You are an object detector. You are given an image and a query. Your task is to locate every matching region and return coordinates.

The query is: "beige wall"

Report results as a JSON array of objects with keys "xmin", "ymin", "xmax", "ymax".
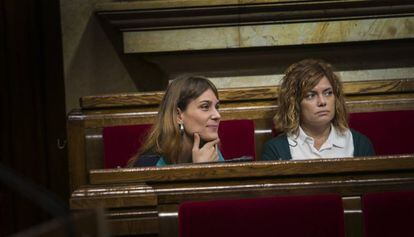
[
  {"xmin": 61, "ymin": 0, "xmax": 135, "ymax": 113},
  {"xmin": 61, "ymin": 0, "xmax": 414, "ymax": 113}
]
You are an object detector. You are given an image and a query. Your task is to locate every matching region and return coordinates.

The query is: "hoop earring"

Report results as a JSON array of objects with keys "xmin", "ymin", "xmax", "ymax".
[{"xmin": 179, "ymin": 123, "xmax": 184, "ymax": 135}]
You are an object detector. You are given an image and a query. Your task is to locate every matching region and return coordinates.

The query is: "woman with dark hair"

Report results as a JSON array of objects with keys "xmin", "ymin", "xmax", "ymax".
[
  {"xmin": 128, "ymin": 75, "xmax": 223, "ymax": 167},
  {"xmin": 262, "ymin": 59, "xmax": 374, "ymax": 160}
]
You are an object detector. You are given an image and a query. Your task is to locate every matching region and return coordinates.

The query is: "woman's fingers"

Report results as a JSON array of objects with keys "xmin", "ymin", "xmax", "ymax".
[{"xmin": 192, "ymin": 135, "xmax": 220, "ymax": 163}]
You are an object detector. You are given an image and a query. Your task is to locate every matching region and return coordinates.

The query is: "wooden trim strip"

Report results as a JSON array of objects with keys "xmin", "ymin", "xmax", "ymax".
[
  {"xmin": 96, "ymin": 1, "xmax": 414, "ymax": 31},
  {"xmin": 80, "ymin": 79, "xmax": 414, "ymax": 109},
  {"xmin": 89, "ymin": 155, "xmax": 414, "ymax": 185}
]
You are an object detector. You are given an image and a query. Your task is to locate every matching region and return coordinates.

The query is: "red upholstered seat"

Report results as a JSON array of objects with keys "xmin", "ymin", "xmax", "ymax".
[
  {"xmin": 179, "ymin": 194, "xmax": 345, "ymax": 237},
  {"xmin": 362, "ymin": 190, "xmax": 414, "ymax": 237},
  {"xmin": 349, "ymin": 110, "xmax": 414, "ymax": 155},
  {"xmin": 103, "ymin": 119, "xmax": 255, "ymax": 168}
]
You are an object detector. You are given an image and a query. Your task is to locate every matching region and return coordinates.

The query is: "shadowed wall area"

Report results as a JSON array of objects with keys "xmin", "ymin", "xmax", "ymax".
[{"xmin": 1, "ymin": 0, "xmax": 68, "ymax": 235}]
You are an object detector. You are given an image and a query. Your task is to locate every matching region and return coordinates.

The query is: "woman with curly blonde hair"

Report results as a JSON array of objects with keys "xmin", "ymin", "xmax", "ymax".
[{"xmin": 262, "ymin": 59, "xmax": 374, "ymax": 160}]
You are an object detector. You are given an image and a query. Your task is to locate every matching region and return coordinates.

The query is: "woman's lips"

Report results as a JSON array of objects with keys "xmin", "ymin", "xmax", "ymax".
[
  {"xmin": 316, "ymin": 110, "xmax": 330, "ymax": 116},
  {"xmin": 207, "ymin": 125, "xmax": 219, "ymax": 128}
]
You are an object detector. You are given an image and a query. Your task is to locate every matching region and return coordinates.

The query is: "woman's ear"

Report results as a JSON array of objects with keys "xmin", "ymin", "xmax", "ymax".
[{"xmin": 176, "ymin": 108, "xmax": 184, "ymax": 124}]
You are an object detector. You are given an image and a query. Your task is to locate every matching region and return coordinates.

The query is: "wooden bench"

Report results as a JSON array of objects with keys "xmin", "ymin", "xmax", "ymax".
[
  {"xmin": 70, "ymin": 155, "xmax": 414, "ymax": 237},
  {"xmin": 67, "ymin": 78, "xmax": 414, "ymax": 191}
]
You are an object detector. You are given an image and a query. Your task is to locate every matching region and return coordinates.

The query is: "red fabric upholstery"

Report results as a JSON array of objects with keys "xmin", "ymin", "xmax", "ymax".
[
  {"xmin": 103, "ymin": 124, "xmax": 152, "ymax": 168},
  {"xmin": 179, "ymin": 194, "xmax": 345, "ymax": 237},
  {"xmin": 103, "ymin": 119, "xmax": 255, "ymax": 168},
  {"xmin": 349, "ymin": 110, "xmax": 414, "ymax": 155},
  {"xmin": 362, "ymin": 190, "xmax": 414, "ymax": 237},
  {"xmin": 218, "ymin": 119, "xmax": 255, "ymax": 160}
]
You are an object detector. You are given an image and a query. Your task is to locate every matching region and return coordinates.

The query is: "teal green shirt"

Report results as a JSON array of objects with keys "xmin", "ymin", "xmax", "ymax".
[{"xmin": 156, "ymin": 148, "xmax": 225, "ymax": 166}]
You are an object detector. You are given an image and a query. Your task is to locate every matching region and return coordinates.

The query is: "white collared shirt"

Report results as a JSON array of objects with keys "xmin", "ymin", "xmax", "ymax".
[{"xmin": 287, "ymin": 125, "xmax": 354, "ymax": 160}]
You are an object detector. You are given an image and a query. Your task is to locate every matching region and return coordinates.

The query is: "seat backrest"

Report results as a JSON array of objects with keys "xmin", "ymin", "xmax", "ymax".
[
  {"xmin": 362, "ymin": 190, "xmax": 414, "ymax": 237},
  {"xmin": 103, "ymin": 119, "xmax": 255, "ymax": 168},
  {"xmin": 179, "ymin": 194, "xmax": 345, "ymax": 237},
  {"xmin": 103, "ymin": 124, "xmax": 152, "ymax": 168},
  {"xmin": 349, "ymin": 110, "xmax": 414, "ymax": 155},
  {"xmin": 218, "ymin": 119, "xmax": 255, "ymax": 160}
]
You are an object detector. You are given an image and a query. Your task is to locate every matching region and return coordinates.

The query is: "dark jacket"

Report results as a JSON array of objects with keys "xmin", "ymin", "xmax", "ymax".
[{"xmin": 261, "ymin": 129, "xmax": 375, "ymax": 161}]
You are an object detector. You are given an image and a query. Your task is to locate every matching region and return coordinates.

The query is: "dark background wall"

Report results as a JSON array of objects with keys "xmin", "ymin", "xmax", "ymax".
[{"xmin": 0, "ymin": 0, "xmax": 68, "ymax": 235}]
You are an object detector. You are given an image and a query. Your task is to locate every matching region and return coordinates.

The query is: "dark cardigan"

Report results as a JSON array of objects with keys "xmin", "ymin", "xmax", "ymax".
[{"xmin": 261, "ymin": 129, "xmax": 375, "ymax": 161}]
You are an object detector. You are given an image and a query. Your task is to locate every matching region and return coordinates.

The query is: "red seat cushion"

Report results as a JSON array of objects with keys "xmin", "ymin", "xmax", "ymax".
[
  {"xmin": 179, "ymin": 194, "xmax": 345, "ymax": 237},
  {"xmin": 103, "ymin": 120, "xmax": 256, "ymax": 168},
  {"xmin": 362, "ymin": 190, "xmax": 414, "ymax": 237},
  {"xmin": 349, "ymin": 110, "xmax": 414, "ymax": 155}
]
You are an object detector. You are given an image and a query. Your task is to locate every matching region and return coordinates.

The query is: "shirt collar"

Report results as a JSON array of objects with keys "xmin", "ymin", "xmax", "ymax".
[
  {"xmin": 287, "ymin": 126, "xmax": 312, "ymax": 146},
  {"xmin": 289, "ymin": 124, "xmax": 346, "ymax": 148},
  {"xmin": 327, "ymin": 125, "xmax": 347, "ymax": 148}
]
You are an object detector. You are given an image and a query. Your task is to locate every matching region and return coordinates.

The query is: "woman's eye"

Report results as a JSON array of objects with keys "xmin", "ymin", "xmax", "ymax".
[
  {"xmin": 200, "ymin": 104, "xmax": 209, "ymax": 110},
  {"xmin": 305, "ymin": 93, "xmax": 315, "ymax": 100},
  {"xmin": 324, "ymin": 90, "xmax": 333, "ymax": 96}
]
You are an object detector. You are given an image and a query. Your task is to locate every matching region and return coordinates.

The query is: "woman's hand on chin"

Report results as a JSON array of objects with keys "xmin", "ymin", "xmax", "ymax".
[{"xmin": 192, "ymin": 133, "xmax": 220, "ymax": 163}]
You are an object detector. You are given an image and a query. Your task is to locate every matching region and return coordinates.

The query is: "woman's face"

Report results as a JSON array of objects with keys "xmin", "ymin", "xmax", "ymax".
[
  {"xmin": 300, "ymin": 76, "xmax": 335, "ymax": 129},
  {"xmin": 177, "ymin": 89, "xmax": 221, "ymax": 142}
]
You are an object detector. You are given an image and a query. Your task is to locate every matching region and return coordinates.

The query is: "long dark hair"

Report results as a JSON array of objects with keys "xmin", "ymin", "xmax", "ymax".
[{"xmin": 127, "ymin": 75, "xmax": 219, "ymax": 166}]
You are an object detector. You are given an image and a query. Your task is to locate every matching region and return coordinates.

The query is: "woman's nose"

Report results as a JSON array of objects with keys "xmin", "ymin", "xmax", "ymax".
[
  {"xmin": 212, "ymin": 108, "xmax": 221, "ymax": 120},
  {"xmin": 317, "ymin": 95, "xmax": 327, "ymax": 106}
]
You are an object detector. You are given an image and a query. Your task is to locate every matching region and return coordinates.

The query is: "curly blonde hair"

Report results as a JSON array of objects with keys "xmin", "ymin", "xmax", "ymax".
[{"xmin": 274, "ymin": 59, "xmax": 348, "ymax": 136}]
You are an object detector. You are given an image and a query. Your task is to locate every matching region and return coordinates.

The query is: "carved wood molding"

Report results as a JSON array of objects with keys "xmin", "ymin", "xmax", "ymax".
[
  {"xmin": 96, "ymin": 0, "xmax": 414, "ymax": 32},
  {"xmin": 89, "ymin": 155, "xmax": 414, "ymax": 184},
  {"xmin": 79, "ymin": 78, "xmax": 414, "ymax": 109}
]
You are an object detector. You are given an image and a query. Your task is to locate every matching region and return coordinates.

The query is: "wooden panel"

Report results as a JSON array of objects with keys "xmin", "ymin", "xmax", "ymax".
[
  {"xmin": 89, "ymin": 155, "xmax": 414, "ymax": 184},
  {"xmin": 71, "ymin": 184, "xmax": 157, "ymax": 209},
  {"xmin": 77, "ymin": 93, "xmax": 414, "ymax": 128},
  {"xmin": 67, "ymin": 119, "xmax": 87, "ymax": 192},
  {"xmin": 80, "ymin": 79, "xmax": 414, "ymax": 109},
  {"xmin": 70, "ymin": 155, "xmax": 414, "ymax": 237}
]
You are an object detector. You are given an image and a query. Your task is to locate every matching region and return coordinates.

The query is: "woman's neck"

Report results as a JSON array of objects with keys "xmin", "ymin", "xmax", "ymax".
[
  {"xmin": 179, "ymin": 135, "xmax": 193, "ymax": 163},
  {"xmin": 301, "ymin": 123, "xmax": 331, "ymax": 150}
]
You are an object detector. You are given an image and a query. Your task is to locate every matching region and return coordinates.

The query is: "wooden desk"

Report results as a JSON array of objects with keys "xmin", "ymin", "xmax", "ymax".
[{"xmin": 70, "ymin": 155, "xmax": 414, "ymax": 237}]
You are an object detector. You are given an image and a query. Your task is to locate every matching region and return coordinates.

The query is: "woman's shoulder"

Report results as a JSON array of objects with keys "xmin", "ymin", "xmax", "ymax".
[
  {"xmin": 350, "ymin": 128, "xmax": 371, "ymax": 142},
  {"xmin": 265, "ymin": 133, "xmax": 288, "ymax": 147},
  {"xmin": 133, "ymin": 153, "xmax": 162, "ymax": 167},
  {"xmin": 262, "ymin": 133, "xmax": 291, "ymax": 161}
]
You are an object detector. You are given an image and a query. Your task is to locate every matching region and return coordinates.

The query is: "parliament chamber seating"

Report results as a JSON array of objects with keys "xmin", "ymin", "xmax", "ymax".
[
  {"xmin": 179, "ymin": 194, "xmax": 345, "ymax": 237},
  {"xmin": 67, "ymin": 79, "xmax": 414, "ymax": 237},
  {"xmin": 102, "ymin": 109, "xmax": 413, "ymax": 169},
  {"xmin": 362, "ymin": 190, "xmax": 414, "ymax": 237}
]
